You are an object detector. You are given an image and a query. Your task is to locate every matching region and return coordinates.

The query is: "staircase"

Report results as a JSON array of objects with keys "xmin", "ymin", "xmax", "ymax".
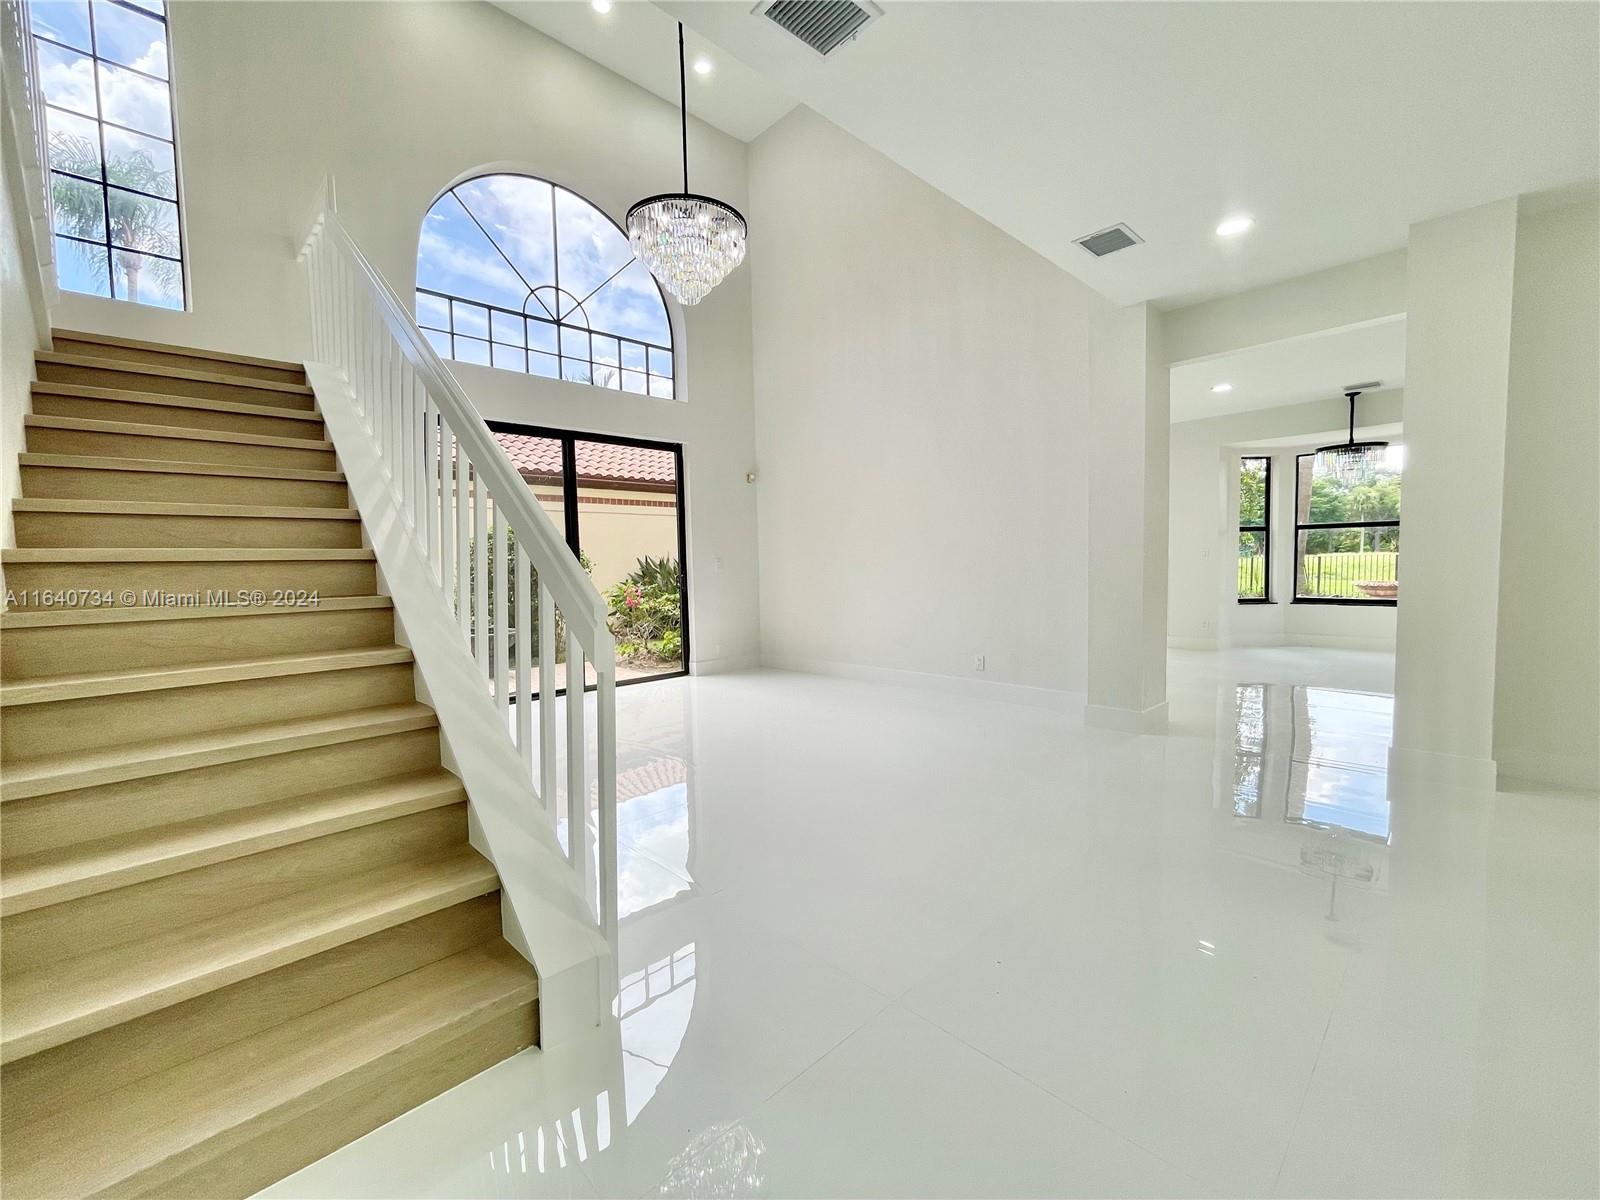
[{"xmin": 0, "ymin": 330, "xmax": 541, "ymax": 1198}]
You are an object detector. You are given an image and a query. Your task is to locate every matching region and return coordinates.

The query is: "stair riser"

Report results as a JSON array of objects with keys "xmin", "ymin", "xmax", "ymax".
[
  {"xmin": 32, "ymin": 393, "xmax": 326, "ymax": 440},
  {"xmin": 2, "ymin": 805, "xmax": 469, "ymax": 977},
  {"xmin": 2, "ymin": 608, "xmax": 395, "ymax": 679},
  {"xmin": 21, "ymin": 464, "xmax": 348, "ymax": 507},
  {"xmin": 1, "ymin": 558, "xmax": 376, "ymax": 607},
  {"xmin": 25, "ymin": 426, "xmax": 337, "ymax": 472},
  {"xmin": 2, "ymin": 663, "xmax": 416, "ymax": 761},
  {"xmin": 149, "ymin": 1003, "xmax": 537, "ymax": 1200},
  {"xmin": 35, "ymin": 362, "xmax": 315, "ymax": 410},
  {"xmin": 13, "ymin": 510, "xmax": 362, "ymax": 550},
  {"xmin": 1, "ymin": 727, "xmax": 442, "ymax": 857},
  {"xmin": 0, "ymin": 896, "xmax": 502, "ymax": 1134},
  {"xmin": 51, "ymin": 339, "xmax": 306, "ymax": 386}
]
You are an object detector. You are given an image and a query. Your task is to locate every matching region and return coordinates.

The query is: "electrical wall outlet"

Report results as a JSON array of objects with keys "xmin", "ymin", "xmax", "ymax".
[{"xmin": 974, "ymin": 654, "xmax": 986, "ymax": 672}]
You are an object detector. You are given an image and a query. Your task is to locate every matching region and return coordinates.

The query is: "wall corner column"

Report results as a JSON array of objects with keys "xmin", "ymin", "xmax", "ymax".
[
  {"xmin": 1390, "ymin": 197, "xmax": 1519, "ymax": 788},
  {"xmin": 1087, "ymin": 302, "xmax": 1170, "ymax": 733}
]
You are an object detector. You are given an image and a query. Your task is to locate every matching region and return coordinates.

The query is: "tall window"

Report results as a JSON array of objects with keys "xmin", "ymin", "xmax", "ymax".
[
  {"xmin": 1238, "ymin": 455, "xmax": 1270, "ymax": 601},
  {"xmin": 31, "ymin": 0, "xmax": 185, "ymax": 309},
  {"xmin": 416, "ymin": 175, "xmax": 674, "ymax": 398},
  {"xmin": 1294, "ymin": 447, "xmax": 1402, "ymax": 603}
]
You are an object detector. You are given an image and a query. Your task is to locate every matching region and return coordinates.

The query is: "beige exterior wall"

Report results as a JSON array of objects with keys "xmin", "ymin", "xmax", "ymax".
[{"xmin": 531, "ymin": 484, "xmax": 679, "ymax": 593}]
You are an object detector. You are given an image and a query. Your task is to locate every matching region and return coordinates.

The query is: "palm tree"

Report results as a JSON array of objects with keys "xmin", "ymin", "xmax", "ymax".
[{"xmin": 49, "ymin": 132, "xmax": 179, "ymax": 303}]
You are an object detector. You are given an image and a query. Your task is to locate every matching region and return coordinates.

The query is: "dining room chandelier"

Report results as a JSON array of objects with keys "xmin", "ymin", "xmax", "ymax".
[
  {"xmin": 626, "ymin": 22, "xmax": 748, "ymax": 306},
  {"xmin": 1316, "ymin": 386, "xmax": 1389, "ymax": 486}
]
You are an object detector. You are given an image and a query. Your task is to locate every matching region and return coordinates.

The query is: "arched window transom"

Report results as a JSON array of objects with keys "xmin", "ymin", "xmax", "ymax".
[{"xmin": 416, "ymin": 174, "xmax": 675, "ymax": 398}]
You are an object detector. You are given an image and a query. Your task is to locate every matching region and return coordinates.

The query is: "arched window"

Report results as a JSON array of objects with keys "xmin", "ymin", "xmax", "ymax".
[{"xmin": 416, "ymin": 175, "xmax": 675, "ymax": 399}]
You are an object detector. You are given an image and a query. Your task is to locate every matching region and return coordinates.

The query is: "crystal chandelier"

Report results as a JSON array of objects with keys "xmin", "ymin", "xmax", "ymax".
[
  {"xmin": 627, "ymin": 23, "xmax": 747, "ymax": 306},
  {"xmin": 1316, "ymin": 386, "xmax": 1388, "ymax": 486}
]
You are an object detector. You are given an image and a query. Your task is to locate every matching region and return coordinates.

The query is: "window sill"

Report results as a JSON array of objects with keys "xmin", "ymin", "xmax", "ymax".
[
  {"xmin": 1236, "ymin": 598, "xmax": 1276, "ymax": 605},
  {"xmin": 1291, "ymin": 598, "xmax": 1398, "ymax": 607}
]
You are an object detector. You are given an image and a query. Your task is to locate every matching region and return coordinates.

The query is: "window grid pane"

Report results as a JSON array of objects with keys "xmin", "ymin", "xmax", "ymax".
[
  {"xmin": 33, "ymin": 0, "xmax": 185, "ymax": 309},
  {"xmin": 1293, "ymin": 451, "xmax": 1402, "ymax": 603},
  {"xmin": 414, "ymin": 173, "xmax": 675, "ymax": 397},
  {"xmin": 1237, "ymin": 456, "xmax": 1270, "ymax": 601}
]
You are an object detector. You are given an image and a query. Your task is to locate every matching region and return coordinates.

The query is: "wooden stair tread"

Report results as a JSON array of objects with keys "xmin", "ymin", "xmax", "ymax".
[
  {"xmin": 0, "ymin": 645, "xmax": 411, "ymax": 707},
  {"xmin": 0, "ymin": 844, "xmax": 502, "ymax": 1064},
  {"xmin": 17, "ymin": 453, "xmax": 343, "ymax": 482},
  {"xmin": 31, "ymin": 379, "xmax": 325, "ymax": 423},
  {"xmin": 1, "ymin": 595, "xmax": 389, "ymax": 629},
  {"xmin": 50, "ymin": 328, "xmax": 306, "ymax": 374},
  {"xmin": 10, "ymin": 497, "xmax": 358, "ymax": 520},
  {"xmin": 2, "ymin": 939, "xmax": 535, "ymax": 1199},
  {"xmin": 36, "ymin": 351, "xmax": 314, "ymax": 396},
  {"xmin": 1, "ymin": 771, "xmax": 467, "ymax": 914},
  {"xmin": 24, "ymin": 413, "xmax": 335, "ymax": 452},
  {"xmin": 3, "ymin": 545, "xmax": 370, "ymax": 563},
  {"xmin": 0, "ymin": 701, "xmax": 437, "ymax": 800}
]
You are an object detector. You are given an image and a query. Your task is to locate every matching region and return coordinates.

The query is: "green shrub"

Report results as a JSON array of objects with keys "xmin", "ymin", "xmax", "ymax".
[{"xmin": 606, "ymin": 556, "xmax": 682, "ymax": 662}]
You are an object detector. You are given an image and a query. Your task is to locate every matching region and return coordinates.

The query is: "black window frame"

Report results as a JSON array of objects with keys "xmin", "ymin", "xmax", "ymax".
[
  {"xmin": 416, "ymin": 174, "xmax": 675, "ymax": 398},
  {"xmin": 1292, "ymin": 452, "xmax": 1400, "ymax": 607},
  {"xmin": 31, "ymin": 0, "xmax": 188, "ymax": 310},
  {"xmin": 1237, "ymin": 454, "xmax": 1272, "ymax": 604},
  {"xmin": 485, "ymin": 420, "xmax": 689, "ymax": 700}
]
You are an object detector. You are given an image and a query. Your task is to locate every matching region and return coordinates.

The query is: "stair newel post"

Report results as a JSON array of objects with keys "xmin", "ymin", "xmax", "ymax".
[
  {"xmin": 516, "ymin": 539, "xmax": 534, "ymax": 781},
  {"xmin": 538, "ymin": 578, "xmax": 558, "ymax": 827},
  {"xmin": 492, "ymin": 504, "xmax": 508, "ymax": 707}
]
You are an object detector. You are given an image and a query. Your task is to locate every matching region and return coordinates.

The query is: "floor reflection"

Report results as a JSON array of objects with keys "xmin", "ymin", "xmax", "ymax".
[{"xmin": 1225, "ymin": 683, "xmax": 1393, "ymax": 843}]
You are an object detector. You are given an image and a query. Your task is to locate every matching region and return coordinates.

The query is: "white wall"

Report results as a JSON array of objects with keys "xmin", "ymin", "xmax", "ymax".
[
  {"xmin": 1167, "ymin": 392, "xmax": 1404, "ymax": 651},
  {"xmin": 1494, "ymin": 197, "xmax": 1600, "ymax": 790},
  {"xmin": 746, "ymin": 107, "xmax": 1116, "ymax": 704},
  {"xmin": 47, "ymin": 0, "xmax": 760, "ymax": 671}
]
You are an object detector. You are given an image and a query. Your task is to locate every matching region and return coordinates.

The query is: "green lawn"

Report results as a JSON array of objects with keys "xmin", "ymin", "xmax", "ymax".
[{"xmin": 1238, "ymin": 552, "xmax": 1397, "ymax": 599}]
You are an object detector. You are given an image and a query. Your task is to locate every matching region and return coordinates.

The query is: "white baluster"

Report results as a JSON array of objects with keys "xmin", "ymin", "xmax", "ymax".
[
  {"xmin": 539, "ymin": 581, "xmax": 557, "ymax": 823},
  {"xmin": 493, "ymin": 504, "xmax": 508, "ymax": 707},
  {"xmin": 438, "ymin": 420, "xmax": 454, "ymax": 597},
  {"xmin": 596, "ymin": 663, "xmax": 617, "ymax": 947},
  {"xmin": 455, "ymin": 435, "xmax": 470, "ymax": 639},
  {"xmin": 567, "ymin": 640, "xmax": 590, "ymax": 903},
  {"xmin": 516, "ymin": 539, "xmax": 534, "ymax": 782},
  {"xmin": 423, "ymin": 397, "xmax": 438, "ymax": 576},
  {"xmin": 473, "ymin": 467, "xmax": 488, "ymax": 678}
]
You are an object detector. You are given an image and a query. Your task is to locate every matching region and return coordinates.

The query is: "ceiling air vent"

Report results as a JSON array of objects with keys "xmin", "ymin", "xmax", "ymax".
[
  {"xmin": 756, "ymin": 0, "xmax": 882, "ymax": 57},
  {"xmin": 1074, "ymin": 224, "xmax": 1143, "ymax": 258}
]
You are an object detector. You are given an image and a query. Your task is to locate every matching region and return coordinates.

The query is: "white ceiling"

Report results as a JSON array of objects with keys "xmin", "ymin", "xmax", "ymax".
[
  {"xmin": 490, "ymin": 1, "xmax": 796, "ymax": 143},
  {"xmin": 665, "ymin": 0, "xmax": 1599, "ymax": 307},
  {"xmin": 1169, "ymin": 317, "xmax": 1406, "ymax": 423}
]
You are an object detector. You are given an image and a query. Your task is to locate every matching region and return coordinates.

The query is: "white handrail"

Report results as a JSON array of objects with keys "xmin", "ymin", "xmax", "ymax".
[{"xmin": 298, "ymin": 178, "xmax": 618, "ymax": 948}]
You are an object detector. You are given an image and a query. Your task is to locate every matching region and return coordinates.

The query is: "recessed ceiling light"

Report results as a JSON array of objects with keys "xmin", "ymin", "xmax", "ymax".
[
  {"xmin": 591, "ymin": 0, "xmax": 612, "ymax": 12},
  {"xmin": 1211, "ymin": 382, "xmax": 1233, "ymax": 393},
  {"xmin": 1215, "ymin": 216, "xmax": 1254, "ymax": 238},
  {"xmin": 692, "ymin": 56, "xmax": 713, "ymax": 75}
]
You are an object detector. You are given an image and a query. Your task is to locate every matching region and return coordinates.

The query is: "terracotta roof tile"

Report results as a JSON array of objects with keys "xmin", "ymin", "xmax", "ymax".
[{"xmin": 493, "ymin": 432, "xmax": 675, "ymax": 486}]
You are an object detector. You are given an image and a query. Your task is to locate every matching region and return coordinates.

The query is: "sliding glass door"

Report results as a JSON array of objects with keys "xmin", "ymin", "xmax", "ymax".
[{"xmin": 489, "ymin": 422, "xmax": 687, "ymax": 694}]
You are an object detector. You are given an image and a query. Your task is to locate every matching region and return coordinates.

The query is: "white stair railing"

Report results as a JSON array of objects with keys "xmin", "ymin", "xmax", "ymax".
[
  {"xmin": 1, "ymin": 0, "xmax": 61, "ymax": 342},
  {"xmin": 298, "ymin": 179, "xmax": 617, "ymax": 949}
]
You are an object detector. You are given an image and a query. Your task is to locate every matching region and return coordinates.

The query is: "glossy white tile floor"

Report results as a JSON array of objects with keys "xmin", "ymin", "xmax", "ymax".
[{"xmin": 259, "ymin": 650, "xmax": 1599, "ymax": 1199}]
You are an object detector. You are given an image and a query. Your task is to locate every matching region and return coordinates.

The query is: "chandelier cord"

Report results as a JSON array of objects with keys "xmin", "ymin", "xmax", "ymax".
[{"xmin": 678, "ymin": 22, "xmax": 689, "ymax": 194}]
